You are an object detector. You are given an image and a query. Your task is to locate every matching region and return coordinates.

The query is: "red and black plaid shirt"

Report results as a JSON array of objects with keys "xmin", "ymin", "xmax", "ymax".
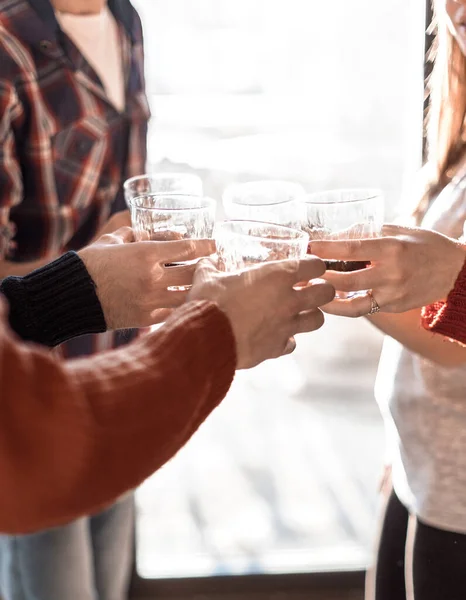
[{"xmin": 0, "ymin": 0, "xmax": 149, "ymax": 356}]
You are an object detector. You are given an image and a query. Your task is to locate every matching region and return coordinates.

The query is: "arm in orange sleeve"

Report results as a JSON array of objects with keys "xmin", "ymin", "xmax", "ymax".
[{"xmin": 0, "ymin": 298, "xmax": 236, "ymax": 534}]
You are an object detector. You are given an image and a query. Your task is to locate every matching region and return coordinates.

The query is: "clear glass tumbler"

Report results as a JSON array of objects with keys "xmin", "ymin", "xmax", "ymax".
[
  {"xmin": 130, "ymin": 194, "xmax": 216, "ymax": 297},
  {"xmin": 303, "ymin": 188, "xmax": 384, "ymax": 298},
  {"xmin": 124, "ymin": 173, "xmax": 203, "ymax": 207},
  {"xmin": 222, "ymin": 180, "xmax": 305, "ymax": 229},
  {"xmin": 214, "ymin": 220, "xmax": 309, "ymax": 272},
  {"xmin": 303, "ymin": 189, "xmax": 384, "ymax": 272},
  {"xmin": 130, "ymin": 194, "xmax": 216, "ymax": 242}
]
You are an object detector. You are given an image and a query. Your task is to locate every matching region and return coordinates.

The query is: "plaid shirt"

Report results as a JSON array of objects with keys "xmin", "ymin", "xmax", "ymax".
[{"xmin": 0, "ymin": 0, "xmax": 149, "ymax": 357}]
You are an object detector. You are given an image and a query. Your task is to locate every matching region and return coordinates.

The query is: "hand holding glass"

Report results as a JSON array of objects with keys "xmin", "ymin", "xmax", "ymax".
[
  {"xmin": 303, "ymin": 189, "xmax": 384, "ymax": 275},
  {"xmin": 130, "ymin": 194, "xmax": 216, "ymax": 293}
]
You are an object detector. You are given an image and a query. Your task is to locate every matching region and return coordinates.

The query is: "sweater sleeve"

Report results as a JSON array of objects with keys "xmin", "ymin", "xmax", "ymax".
[
  {"xmin": 0, "ymin": 297, "xmax": 236, "ymax": 533},
  {"xmin": 0, "ymin": 252, "xmax": 107, "ymax": 346},
  {"xmin": 421, "ymin": 258, "xmax": 466, "ymax": 345}
]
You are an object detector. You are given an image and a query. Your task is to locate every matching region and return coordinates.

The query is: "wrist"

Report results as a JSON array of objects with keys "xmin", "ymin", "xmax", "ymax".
[
  {"xmin": 1, "ymin": 252, "xmax": 107, "ymax": 345},
  {"xmin": 190, "ymin": 287, "xmax": 242, "ymax": 367}
]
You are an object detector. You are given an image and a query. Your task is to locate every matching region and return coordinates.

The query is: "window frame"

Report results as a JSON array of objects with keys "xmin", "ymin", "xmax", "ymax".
[
  {"xmin": 130, "ymin": 570, "xmax": 365, "ymax": 599},
  {"xmin": 129, "ymin": 2, "xmax": 433, "ymax": 597}
]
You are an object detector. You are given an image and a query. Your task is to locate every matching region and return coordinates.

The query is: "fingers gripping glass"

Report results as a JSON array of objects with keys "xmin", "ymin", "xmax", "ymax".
[
  {"xmin": 130, "ymin": 194, "xmax": 216, "ymax": 290},
  {"xmin": 303, "ymin": 189, "xmax": 384, "ymax": 297}
]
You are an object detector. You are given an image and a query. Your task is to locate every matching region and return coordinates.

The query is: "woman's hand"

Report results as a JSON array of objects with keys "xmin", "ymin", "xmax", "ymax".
[{"xmin": 310, "ymin": 224, "xmax": 466, "ymax": 317}]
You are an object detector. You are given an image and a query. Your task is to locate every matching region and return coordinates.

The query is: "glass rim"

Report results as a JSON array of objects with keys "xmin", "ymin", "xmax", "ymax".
[
  {"xmin": 123, "ymin": 172, "xmax": 202, "ymax": 191},
  {"xmin": 304, "ymin": 188, "xmax": 383, "ymax": 206},
  {"xmin": 223, "ymin": 180, "xmax": 306, "ymax": 208},
  {"xmin": 214, "ymin": 219, "xmax": 309, "ymax": 242},
  {"xmin": 129, "ymin": 194, "xmax": 215, "ymax": 212}
]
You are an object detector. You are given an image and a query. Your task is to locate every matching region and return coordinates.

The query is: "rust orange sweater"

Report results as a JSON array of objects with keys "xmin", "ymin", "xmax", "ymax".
[{"xmin": 0, "ymin": 298, "xmax": 236, "ymax": 534}]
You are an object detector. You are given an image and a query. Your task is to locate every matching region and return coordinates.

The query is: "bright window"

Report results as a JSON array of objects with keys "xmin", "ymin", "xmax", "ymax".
[{"xmin": 131, "ymin": 0, "xmax": 425, "ymax": 580}]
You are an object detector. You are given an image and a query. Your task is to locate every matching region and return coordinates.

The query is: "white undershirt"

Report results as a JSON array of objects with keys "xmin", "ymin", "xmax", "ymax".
[
  {"xmin": 375, "ymin": 171, "xmax": 466, "ymax": 534},
  {"xmin": 56, "ymin": 6, "xmax": 125, "ymax": 112}
]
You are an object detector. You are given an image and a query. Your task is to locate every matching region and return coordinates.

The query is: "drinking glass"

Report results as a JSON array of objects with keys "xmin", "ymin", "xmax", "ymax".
[
  {"xmin": 303, "ymin": 188, "xmax": 384, "ymax": 267},
  {"xmin": 222, "ymin": 180, "xmax": 305, "ymax": 229},
  {"xmin": 130, "ymin": 194, "xmax": 216, "ymax": 300},
  {"xmin": 124, "ymin": 173, "xmax": 203, "ymax": 207},
  {"xmin": 130, "ymin": 194, "xmax": 216, "ymax": 242},
  {"xmin": 214, "ymin": 220, "xmax": 309, "ymax": 272},
  {"xmin": 303, "ymin": 188, "xmax": 384, "ymax": 297}
]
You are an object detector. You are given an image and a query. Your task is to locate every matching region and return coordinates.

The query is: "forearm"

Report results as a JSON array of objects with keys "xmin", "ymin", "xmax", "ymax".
[
  {"xmin": 0, "ymin": 252, "xmax": 106, "ymax": 346},
  {"xmin": 368, "ymin": 309, "xmax": 466, "ymax": 367},
  {"xmin": 0, "ymin": 299, "xmax": 236, "ymax": 533}
]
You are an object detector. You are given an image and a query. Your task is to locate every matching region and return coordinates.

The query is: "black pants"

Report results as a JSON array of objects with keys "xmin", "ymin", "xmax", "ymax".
[{"xmin": 374, "ymin": 490, "xmax": 466, "ymax": 600}]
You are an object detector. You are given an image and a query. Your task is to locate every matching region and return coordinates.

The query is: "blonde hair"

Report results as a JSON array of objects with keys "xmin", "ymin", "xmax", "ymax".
[{"xmin": 418, "ymin": 0, "xmax": 466, "ymax": 221}]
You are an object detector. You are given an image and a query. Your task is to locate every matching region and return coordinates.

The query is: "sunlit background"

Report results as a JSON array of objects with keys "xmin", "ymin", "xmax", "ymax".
[{"xmin": 131, "ymin": 0, "xmax": 425, "ymax": 580}]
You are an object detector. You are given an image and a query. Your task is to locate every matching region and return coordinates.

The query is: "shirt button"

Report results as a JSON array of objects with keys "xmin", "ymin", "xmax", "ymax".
[{"xmin": 39, "ymin": 40, "xmax": 53, "ymax": 51}]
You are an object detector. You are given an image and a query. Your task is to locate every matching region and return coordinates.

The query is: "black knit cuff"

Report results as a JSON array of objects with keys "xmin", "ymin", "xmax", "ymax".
[{"xmin": 0, "ymin": 252, "xmax": 107, "ymax": 347}]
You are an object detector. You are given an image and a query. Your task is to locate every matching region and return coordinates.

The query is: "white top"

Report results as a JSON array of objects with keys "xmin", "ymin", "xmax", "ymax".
[
  {"xmin": 376, "ymin": 165, "xmax": 466, "ymax": 533},
  {"xmin": 56, "ymin": 6, "xmax": 125, "ymax": 112}
]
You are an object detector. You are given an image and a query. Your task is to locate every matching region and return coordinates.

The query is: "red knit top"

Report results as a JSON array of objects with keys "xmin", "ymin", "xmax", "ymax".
[{"xmin": 422, "ymin": 259, "xmax": 466, "ymax": 345}]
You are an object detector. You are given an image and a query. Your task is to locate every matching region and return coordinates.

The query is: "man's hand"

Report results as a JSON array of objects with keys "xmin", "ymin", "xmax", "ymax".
[
  {"xmin": 188, "ymin": 257, "xmax": 335, "ymax": 369},
  {"xmin": 310, "ymin": 224, "xmax": 466, "ymax": 317},
  {"xmin": 79, "ymin": 227, "xmax": 215, "ymax": 329}
]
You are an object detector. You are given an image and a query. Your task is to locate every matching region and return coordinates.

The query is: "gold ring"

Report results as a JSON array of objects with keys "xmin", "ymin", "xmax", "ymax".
[{"xmin": 367, "ymin": 290, "xmax": 381, "ymax": 315}]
